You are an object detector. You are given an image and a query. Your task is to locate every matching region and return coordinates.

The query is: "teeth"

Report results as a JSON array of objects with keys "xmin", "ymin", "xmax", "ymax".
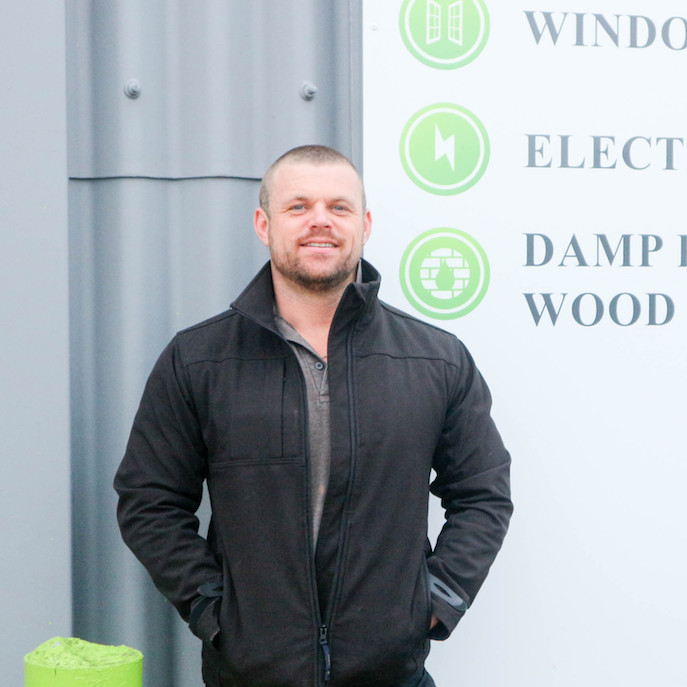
[{"xmin": 305, "ymin": 242, "xmax": 335, "ymax": 247}]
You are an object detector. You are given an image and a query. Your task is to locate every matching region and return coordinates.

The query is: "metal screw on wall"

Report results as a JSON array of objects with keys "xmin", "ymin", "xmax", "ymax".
[
  {"xmin": 299, "ymin": 81, "xmax": 318, "ymax": 101},
  {"xmin": 124, "ymin": 79, "xmax": 142, "ymax": 99}
]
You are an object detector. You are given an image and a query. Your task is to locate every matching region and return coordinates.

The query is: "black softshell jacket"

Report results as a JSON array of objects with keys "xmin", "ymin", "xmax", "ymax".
[{"xmin": 114, "ymin": 261, "xmax": 513, "ymax": 687}]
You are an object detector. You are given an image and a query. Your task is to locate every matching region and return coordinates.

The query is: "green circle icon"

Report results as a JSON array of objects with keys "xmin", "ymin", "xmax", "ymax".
[
  {"xmin": 400, "ymin": 228, "xmax": 490, "ymax": 319},
  {"xmin": 400, "ymin": 0, "xmax": 490, "ymax": 69},
  {"xmin": 400, "ymin": 103, "xmax": 490, "ymax": 195}
]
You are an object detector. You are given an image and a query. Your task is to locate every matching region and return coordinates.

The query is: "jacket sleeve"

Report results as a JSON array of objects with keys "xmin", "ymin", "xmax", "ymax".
[
  {"xmin": 427, "ymin": 339, "xmax": 513, "ymax": 640},
  {"xmin": 113, "ymin": 337, "xmax": 223, "ymax": 642}
]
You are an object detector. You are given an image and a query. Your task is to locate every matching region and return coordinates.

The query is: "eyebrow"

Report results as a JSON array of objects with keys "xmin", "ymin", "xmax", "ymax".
[{"xmin": 283, "ymin": 194, "xmax": 357, "ymax": 206}]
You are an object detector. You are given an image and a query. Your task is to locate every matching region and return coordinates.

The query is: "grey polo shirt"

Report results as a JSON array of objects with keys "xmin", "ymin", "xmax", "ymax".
[{"xmin": 275, "ymin": 314, "xmax": 330, "ymax": 546}]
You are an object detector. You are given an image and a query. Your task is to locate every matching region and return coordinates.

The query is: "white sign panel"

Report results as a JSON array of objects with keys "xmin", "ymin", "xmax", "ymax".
[{"xmin": 363, "ymin": 1, "xmax": 687, "ymax": 685}]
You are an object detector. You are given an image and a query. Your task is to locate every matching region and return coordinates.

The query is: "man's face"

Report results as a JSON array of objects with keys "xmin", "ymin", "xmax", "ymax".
[{"xmin": 254, "ymin": 161, "xmax": 372, "ymax": 293}]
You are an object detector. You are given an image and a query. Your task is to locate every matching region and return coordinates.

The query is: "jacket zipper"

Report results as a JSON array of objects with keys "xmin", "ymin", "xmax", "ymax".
[
  {"xmin": 292, "ymin": 351, "xmax": 330, "ymax": 685},
  {"xmin": 256, "ymin": 326, "xmax": 327, "ymax": 686},
  {"xmin": 317, "ymin": 326, "xmax": 361, "ymax": 683},
  {"xmin": 319, "ymin": 625, "xmax": 332, "ymax": 681}
]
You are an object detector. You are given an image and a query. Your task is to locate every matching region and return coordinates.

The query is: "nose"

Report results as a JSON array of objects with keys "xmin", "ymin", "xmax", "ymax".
[{"xmin": 310, "ymin": 201, "xmax": 332, "ymax": 228}]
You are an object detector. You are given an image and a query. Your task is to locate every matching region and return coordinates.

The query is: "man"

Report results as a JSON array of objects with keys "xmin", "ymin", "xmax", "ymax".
[{"xmin": 114, "ymin": 145, "xmax": 512, "ymax": 687}]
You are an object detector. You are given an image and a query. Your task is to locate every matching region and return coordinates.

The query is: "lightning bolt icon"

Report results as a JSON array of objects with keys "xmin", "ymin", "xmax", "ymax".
[{"xmin": 434, "ymin": 124, "xmax": 456, "ymax": 171}]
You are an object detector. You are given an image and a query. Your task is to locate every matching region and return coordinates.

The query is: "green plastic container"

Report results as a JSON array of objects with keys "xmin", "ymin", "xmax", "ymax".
[{"xmin": 25, "ymin": 637, "xmax": 143, "ymax": 687}]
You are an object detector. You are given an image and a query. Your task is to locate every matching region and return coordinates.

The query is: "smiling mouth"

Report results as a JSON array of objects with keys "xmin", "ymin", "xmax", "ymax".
[{"xmin": 303, "ymin": 242, "xmax": 337, "ymax": 248}]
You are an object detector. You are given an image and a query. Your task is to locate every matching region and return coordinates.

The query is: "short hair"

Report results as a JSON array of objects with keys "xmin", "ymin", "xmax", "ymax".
[{"xmin": 259, "ymin": 144, "xmax": 366, "ymax": 214}]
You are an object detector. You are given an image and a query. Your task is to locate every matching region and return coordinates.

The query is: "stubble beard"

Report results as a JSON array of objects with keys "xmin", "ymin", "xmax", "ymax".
[{"xmin": 271, "ymin": 254, "xmax": 357, "ymax": 293}]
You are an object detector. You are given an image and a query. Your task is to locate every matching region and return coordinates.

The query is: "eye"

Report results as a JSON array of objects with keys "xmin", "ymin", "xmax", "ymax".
[{"xmin": 290, "ymin": 204, "xmax": 306, "ymax": 212}]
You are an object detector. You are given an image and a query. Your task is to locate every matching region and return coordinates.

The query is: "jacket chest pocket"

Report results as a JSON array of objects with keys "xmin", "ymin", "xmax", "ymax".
[{"xmin": 204, "ymin": 358, "xmax": 288, "ymax": 462}]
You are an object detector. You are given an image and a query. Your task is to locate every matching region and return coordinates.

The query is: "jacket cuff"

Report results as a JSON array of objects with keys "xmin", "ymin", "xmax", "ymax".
[
  {"xmin": 188, "ymin": 576, "xmax": 223, "ymax": 643},
  {"xmin": 189, "ymin": 597, "xmax": 221, "ymax": 643},
  {"xmin": 427, "ymin": 573, "xmax": 468, "ymax": 641}
]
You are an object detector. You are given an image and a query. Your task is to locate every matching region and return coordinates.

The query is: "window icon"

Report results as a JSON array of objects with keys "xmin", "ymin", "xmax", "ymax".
[
  {"xmin": 427, "ymin": 1, "xmax": 441, "ymax": 44},
  {"xmin": 426, "ymin": 0, "xmax": 464, "ymax": 47},
  {"xmin": 448, "ymin": 2, "xmax": 464, "ymax": 46},
  {"xmin": 400, "ymin": 0, "xmax": 489, "ymax": 69}
]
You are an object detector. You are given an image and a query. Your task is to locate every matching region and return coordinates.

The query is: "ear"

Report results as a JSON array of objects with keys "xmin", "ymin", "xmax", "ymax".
[
  {"xmin": 362, "ymin": 209, "xmax": 372, "ymax": 246},
  {"xmin": 254, "ymin": 207, "xmax": 270, "ymax": 247}
]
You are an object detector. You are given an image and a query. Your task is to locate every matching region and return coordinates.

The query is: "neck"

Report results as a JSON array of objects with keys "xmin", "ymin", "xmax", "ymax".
[{"xmin": 271, "ymin": 268, "xmax": 352, "ymax": 358}]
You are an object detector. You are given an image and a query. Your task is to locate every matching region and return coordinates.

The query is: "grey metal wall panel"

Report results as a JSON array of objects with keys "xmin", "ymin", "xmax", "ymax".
[
  {"xmin": 0, "ymin": 3, "xmax": 72, "ymax": 684},
  {"xmin": 68, "ymin": 0, "xmax": 362, "ymax": 180}
]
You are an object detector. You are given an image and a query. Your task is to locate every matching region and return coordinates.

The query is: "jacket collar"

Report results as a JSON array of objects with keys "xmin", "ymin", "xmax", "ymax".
[{"xmin": 230, "ymin": 260, "xmax": 381, "ymax": 335}]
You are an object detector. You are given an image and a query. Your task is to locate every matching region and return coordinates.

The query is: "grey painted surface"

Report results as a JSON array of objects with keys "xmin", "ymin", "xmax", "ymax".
[
  {"xmin": 66, "ymin": 2, "xmax": 362, "ymax": 685},
  {"xmin": 69, "ymin": 178, "xmax": 266, "ymax": 684},
  {"xmin": 0, "ymin": 3, "xmax": 72, "ymax": 685},
  {"xmin": 68, "ymin": 0, "xmax": 362, "ymax": 179}
]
